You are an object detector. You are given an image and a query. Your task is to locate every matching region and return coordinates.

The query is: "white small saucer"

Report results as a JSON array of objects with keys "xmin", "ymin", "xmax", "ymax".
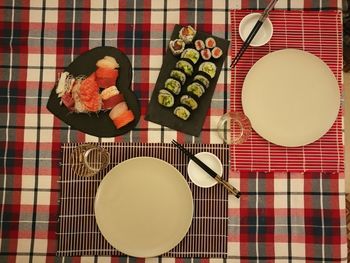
[
  {"xmin": 187, "ymin": 152, "xmax": 223, "ymax": 188},
  {"xmin": 239, "ymin": 13, "xmax": 273, "ymax": 47}
]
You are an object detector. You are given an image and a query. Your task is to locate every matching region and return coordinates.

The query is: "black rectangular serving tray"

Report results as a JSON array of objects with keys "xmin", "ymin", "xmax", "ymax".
[{"xmin": 145, "ymin": 24, "xmax": 230, "ymax": 137}]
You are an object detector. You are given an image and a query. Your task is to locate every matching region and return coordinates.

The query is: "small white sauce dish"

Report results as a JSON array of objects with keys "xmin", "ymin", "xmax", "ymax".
[
  {"xmin": 187, "ymin": 152, "xmax": 223, "ymax": 188},
  {"xmin": 239, "ymin": 13, "xmax": 273, "ymax": 47}
]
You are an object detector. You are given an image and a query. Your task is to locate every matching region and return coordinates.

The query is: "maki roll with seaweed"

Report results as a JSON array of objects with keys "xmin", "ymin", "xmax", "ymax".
[
  {"xmin": 187, "ymin": 82, "xmax": 205, "ymax": 98},
  {"xmin": 170, "ymin": 69, "xmax": 186, "ymax": 85},
  {"xmin": 169, "ymin": 39, "xmax": 185, "ymax": 56},
  {"xmin": 195, "ymin": 39, "xmax": 205, "ymax": 51},
  {"xmin": 158, "ymin": 89, "xmax": 174, "ymax": 107},
  {"xmin": 199, "ymin": 62, "xmax": 216, "ymax": 78},
  {"xmin": 164, "ymin": 78, "xmax": 181, "ymax": 95},
  {"xmin": 212, "ymin": 47, "xmax": 223, "ymax": 59},
  {"xmin": 176, "ymin": 59, "xmax": 194, "ymax": 76},
  {"xmin": 194, "ymin": 73, "xmax": 210, "ymax": 89},
  {"xmin": 205, "ymin": 37, "xmax": 216, "ymax": 48},
  {"xmin": 174, "ymin": 106, "xmax": 191, "ymax": 120},
  {"xmin": 180, "ymin": 95, "xmax": 198, "ymax": 110},
  {"xmin": 179, "ymin": 25, "xmax": 196, "ymax": 44},
  {"xmin": 181, "ymin": 48, "xmax": 200, "ymax": 64},
  {"xmin": 200, "ymin": 48, "xmax": 211, "ymax": 60}
]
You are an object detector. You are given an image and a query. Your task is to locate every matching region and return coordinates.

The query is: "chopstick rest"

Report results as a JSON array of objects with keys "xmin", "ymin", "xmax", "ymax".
[{"xmin": 171, "ymin": 140, "xmax": 241, "ymax": 198}]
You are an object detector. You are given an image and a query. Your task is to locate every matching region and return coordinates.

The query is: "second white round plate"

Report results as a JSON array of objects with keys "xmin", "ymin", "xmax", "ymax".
[{"xmin": 242, "ymin": 49, "xmax": 340, "ymax": 147}]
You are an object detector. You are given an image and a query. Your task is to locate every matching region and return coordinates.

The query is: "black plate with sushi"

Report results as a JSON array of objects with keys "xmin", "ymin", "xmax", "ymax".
[
  {"xmin": 145, "ymin": 25, "xmax": 230, "ymax": 136},
  {"xmin": 47, "ymin": 46, "xmax": 140, "ymax": 137}
]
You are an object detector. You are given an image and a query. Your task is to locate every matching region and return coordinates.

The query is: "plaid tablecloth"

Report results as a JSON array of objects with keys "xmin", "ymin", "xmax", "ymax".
[{"xmin": 0, "ymin": 1, "xmax": 346, "ymax": 262}]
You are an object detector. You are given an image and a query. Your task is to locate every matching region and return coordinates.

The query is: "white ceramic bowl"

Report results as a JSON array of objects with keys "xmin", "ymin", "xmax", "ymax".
[
  {"xmin": 187, "ymin": 152, "xmax": 223, "ymax": 188},
  {"xmin": 239, "ymin": 13, "xmax": 273, "ymax": 47}
]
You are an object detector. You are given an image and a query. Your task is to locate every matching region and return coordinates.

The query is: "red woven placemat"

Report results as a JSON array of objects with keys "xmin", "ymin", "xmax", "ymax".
[{"xmin": 230, "ymin": 10, "xmax": 343, "ymax": 172}]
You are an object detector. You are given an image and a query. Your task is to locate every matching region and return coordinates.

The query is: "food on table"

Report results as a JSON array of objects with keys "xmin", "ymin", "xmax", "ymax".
[
  {"xmin": 194, "ymin": 39, "xmax": 205, "ymax": 51},
  {"xmin": 165, "ymin": 78, "xmax": 181, "ymax": 95},
  {"xmin": 179, "ymin": 25, "xmax": 196, "ymax": 44},
  {"xmin": 205, "ymin": 37, "xmax": 216, "ymax": 48},
  {"xmin": 181, "ymin": 48, "xmax": 200, "ymax": 64},
  {"xmin": 101, "ymin": 86, "xmax": 125, "ymax": 109},
  {"xmin": 109, "ymin": 101, "xmax": 128, "ymax": 120},
  {"xmin": 180, "ymin": 95, "xmax": 198, "ymax": 110},
  {"xmin": 78, "ymin": 73, "xmax": 102, "ymax": 112},
  {"xmin": 193, "ymin": 74, "xmax": 210, "ymax": 89},
  {"xmin": 176, "ymin": 60, "xmax": 193, "ymax": 76},
  {"xmin": 56, "ymin": 55, "xmax": 135, "ymax": 130},
  {"xmin": 187, "ymin": 82, "xmax": 205, "ymax": 98},
  {"xmin": 200, "ymin": 48, "xmax": 211, "ymax": 60},
  {"xmin": 158, "ymin": 89, "xmax": 175, "ymax": 107},
  {"xmin": 95, "ymin": 67, "xmax": 119, "ymax": 89},
  {"xmin": 211, "ymin": 47, "xmax": 223, "ymax": 59},
  {"xmin": 111, "ymin": 109, "xmax": 135, "ymax": 129},
  {"xmin": 169, "ymin": 39, "xmax": 185, "ymax": 55},
  {"xmin": 96, "ymin": 56, "xmax": 119, "ymax": 69},
  {"xmin": 170, "ymin": 69, "xmax": 186, "ymax": 85},
  {"xmin": 109, "ymin": 101, "xmax": 135, "ymax": 129},
  {"xmin": 199, "ymin": 61, "xmax": 216, "ymax": 78},
  {"xmin": 174, "ymin": 106, "xmax": 191, "ymax": 120},
  {"xmin": 61, "ymin": 92, "xmax": 75, "ymax": 110}
]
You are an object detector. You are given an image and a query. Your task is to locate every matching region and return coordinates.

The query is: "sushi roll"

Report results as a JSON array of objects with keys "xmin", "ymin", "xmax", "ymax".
[
  {"xmin": 187, "ymin": 82, "xmax": 205, "ymax": 98},
  {"xmin": 194, "ymin": 74, "xmax": 210, "ymax": 89},
  {"xmin": 194, "ymin": 39, "xmax": 205, "ymax": 51},
  {"xmin": 179, "ymin": 25, "xmax": 196, "ymax": 44},
  {"xmin": 169, "ymin": 38, "xmax": 185, "ymax": 56},
  {"xmin": 170, "ymin": 69, "xmax": 186, "ymax": 85},
  {"xmin": 158, "ymin": 89, "xmax": 174, "ymax": 108},
  {"xmin": 175, "ymin": 59, "xmax": 194, "ymax": 76},
  {"xmin": 174, "ymin": 106, "xmax": 191, "ymax": 120},
  {"xmin": 200, "ymin": 48, "xmax": 211, "ymax": 60},
  {"xmin": 211, "ymin": 47, "xmax": 223, "ymax": 59},
  {"xmin": 205, "ymin": 37, "xmax": 216, "ymax": 48},
  {"xmin": 181, "ymin": 48, "xmax": 200, "ymax": 64},
  {"xmin": 180, "ymin": 95, "xmax": 198, "ymax": 110},
  {"xmin": 199, "ymin": 61, "xmax": 216, "ymax": 78},
  {"xmin": 164, "ymin": 78, "xmax": 181, "ymax": 95}
]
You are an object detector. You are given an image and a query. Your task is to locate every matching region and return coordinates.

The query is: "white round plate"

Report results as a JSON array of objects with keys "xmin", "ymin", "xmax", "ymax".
[
  {"xmin": 187, "ymin": 152, "xmax": 223, "ymax": 188},
  {"xmin": 242, "ymin": 49, "xmax": 340, "ymax": 147},
  {"xmin": 239, "ymin": 13, "xmax": 273, "ymax": 46},
  {"xmin": 94, "ymin": 157, "xmax": 193, "ymax": 258}
]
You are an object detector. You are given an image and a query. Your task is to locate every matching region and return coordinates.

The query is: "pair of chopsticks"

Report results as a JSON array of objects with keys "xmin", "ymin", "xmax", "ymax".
[
  {"xmin": 171, "ymin": 140, "xmax": 241, "ymax": 198},
  {"xmin": 230, "ymin": 0, "xmax": 278, "ymax": 68}
]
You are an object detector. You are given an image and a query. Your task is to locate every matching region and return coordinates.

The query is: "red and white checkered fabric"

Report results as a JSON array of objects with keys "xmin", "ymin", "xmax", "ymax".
[{"xmin": 0, "ymin": 1, "xmax": 346, "ymax": 263}]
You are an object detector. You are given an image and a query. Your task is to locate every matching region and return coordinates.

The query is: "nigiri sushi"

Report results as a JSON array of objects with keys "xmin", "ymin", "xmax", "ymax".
[
  {"xmin": 95, "ymin": 67, "xmax": 118, "ymax": 88},
  {"xmin": 111, "ymin": 109, "xmax": 135, "ymax": 129}
]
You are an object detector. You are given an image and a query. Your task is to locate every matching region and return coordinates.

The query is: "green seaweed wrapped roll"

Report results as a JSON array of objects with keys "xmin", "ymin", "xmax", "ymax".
[
  {"xmin": 176, "ymin": 60, "xmax": 194, "ymax": 76},
  {"xmin": 180, "ymin": 95, "xmax": 198, "ymax": 110},
  {"xmin": 170, "ymin": 69, "xmax": 186, "ymax": 85},
  {"xmin": 194, "ymin": 74, "xmax": 210, "ymax": 89},
  {"xmin": 164, "ymin": 78, "xmax": 181, "ymax": 95},
  {"xmin": 174, "ymin": 106, "xmax": 191, "ymax": 120},
  {"xmin": 181, "ymin": 48, "xmax": 200, "ymax": 64},
  {"xmin": 158, "ymin": 89, "xmax": 174, "ymax": 107},
  {"xmin": 198, "ymin": 62, "xmax": 216, "ymax": 78},
  {"xmin": 187, "ymin": 82, "xmax": 205, "ymax": 98}
]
